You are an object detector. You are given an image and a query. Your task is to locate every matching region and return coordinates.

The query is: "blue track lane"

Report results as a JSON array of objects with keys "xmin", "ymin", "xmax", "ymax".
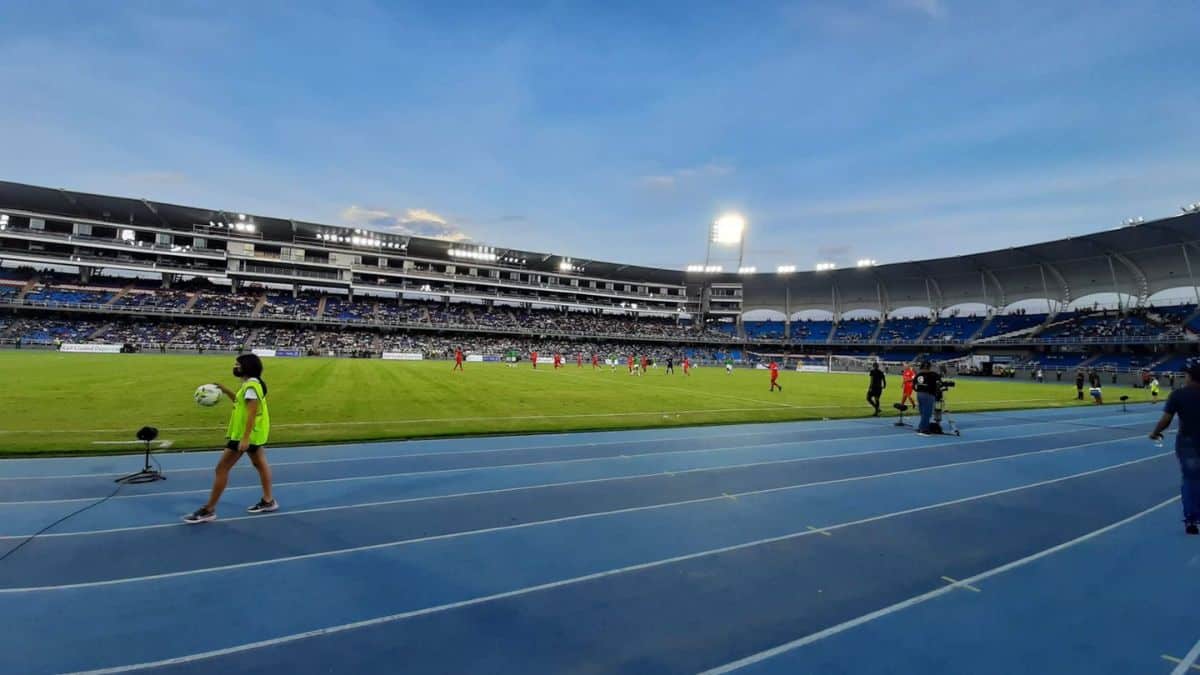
[
  {"xmin": 733, "ymin": 505, "xmax": 1200, "ymax": 675},
  {"xmin": 0, "ymin": 423, "xmax": 1154, "ymax": 583},
  {"xmin": 127, "ymin": 454, "xmax": 1177, "ymax": 674},
  {"xmin": 0, "ymin": 404, "xmax": 1186, "ymax": 675}
]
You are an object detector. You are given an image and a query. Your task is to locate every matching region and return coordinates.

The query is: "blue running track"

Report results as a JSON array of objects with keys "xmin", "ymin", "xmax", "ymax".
[{"xmin": 0, "ymin": 404, "xmax": 1197, "ymax": 674}]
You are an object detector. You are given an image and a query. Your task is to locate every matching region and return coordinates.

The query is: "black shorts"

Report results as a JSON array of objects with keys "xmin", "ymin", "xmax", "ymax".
[
  {"xmin": 226, "ymin": 440, "xmax": 263, "ymax": 454},
  {"xmin": 867, "ymin": 388, "xmax": 882, "ymax": 397}
]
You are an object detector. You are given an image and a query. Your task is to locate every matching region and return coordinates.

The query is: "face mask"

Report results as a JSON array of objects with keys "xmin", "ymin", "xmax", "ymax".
[{"xmin": 233, "ymin": 366, "xmax": 243, "ymax": 378}]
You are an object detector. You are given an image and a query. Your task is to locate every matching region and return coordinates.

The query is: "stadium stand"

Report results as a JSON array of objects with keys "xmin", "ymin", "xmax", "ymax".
[
  {"xmin": 832, "ymin": 318, "xmax": 879, "ymax": 343},
  {"xmin": 977, "ymin": 312, "xmax": 1047, "ymax": 339},
  {"xmin": 877, "ymin": 318, "xmax": 930, "ymax": 343},
  {"xmin": 926, "ymin": 315, "xmax": 985, "ymax": 343},
  {"xmin": 743, "ymin": 321, "xmax": 785, "ymax": 340},
  {"xmin": 4, "ymin": 180, "xmax": 1200, "ymax": 375},
  {"xmin": 789, "ymin": 320, "xmax": 834, "ymax": 342}
]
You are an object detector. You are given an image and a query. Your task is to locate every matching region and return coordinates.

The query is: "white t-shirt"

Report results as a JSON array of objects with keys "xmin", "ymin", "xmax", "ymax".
[{"xmin": 242, "ymin": 379, "xmax": 260, "ymax": 400}]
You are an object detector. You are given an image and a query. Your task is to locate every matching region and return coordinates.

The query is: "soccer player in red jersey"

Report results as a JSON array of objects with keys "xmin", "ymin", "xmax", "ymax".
[
  {"xmin": 682, "ymin": 356, "xmax": 691, "ymax": 376},
  {"xmin": 554, "ymin": 353, "xmax": 562, "ymax": 369},
  {"xmin": 641, "ymin": 355, "xmax": 649, "ymax": 373},
  {"xmin": 592, "ymin": 353, "xmax": 599, "ymax": 369},
  {"xmin": 769, "ymin": 360, "xmax": 782, "ymax": 392},
  {"xmin": 453, "ymin": 347, "xmax": 464, "ymax": 372},
  {"xmin": 901, "ymin": 364, "xmax": 916, "ymax": 408},
  {"xmin": 628, "ymin": 355, "xmax": 635, "ymax": 374},
  {"xmin": 577, "ymin": 353, "xmax": 583, "ymax": 368},
  {"xmin": 531, "ymin": 350, "xmax": 538, "ymax": 369}
]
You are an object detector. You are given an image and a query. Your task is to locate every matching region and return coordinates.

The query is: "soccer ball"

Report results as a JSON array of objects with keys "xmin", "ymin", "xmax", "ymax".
[{"xmin": 194, "ymin": 384, "xmax": 221, "ymax": 407}]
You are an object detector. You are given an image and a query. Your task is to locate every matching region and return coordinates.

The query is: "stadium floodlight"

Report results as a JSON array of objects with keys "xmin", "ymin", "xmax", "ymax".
[
  {"xmin": 120, "ymin": 228, "xmax": 136, "ymax": 241},
  {"xmin": 686, "ymin": 264, "xmax": 705, "ymax": 272},
  {"xmin": 246, "ymin": 224, "xmax": 256, "ymax": 233},
  {"xmin": 704, "ymin": 265, "xmax": 723, "ymax": 273},
  {"xmin": 711, "ymin": 212, "xmax": 746, "ymax": 244},
  {"xmin": 856, "ymin": 258, "xmax": 876, "ymax": 267},
  {"xmin": 738, "ymin": 266, "xmax": 757, "ymax": 274},
  {"xmin": 815, "ymin": 262, "xmax": 836, "ymax": 271},
  {"xmin": 777, "ymin": 265, "xmax": 796, "ymax": 274},
  {"xmin": 238, "ymin": 214, "xmax": 246, "ymax": 221},
  {"xmin": 1123, "ymin": 217, "xmax": 1145, "ymax": 226},
  {"xmin": 1182, "ymin": 204, "xmax": 1200, "ymax": 214}
]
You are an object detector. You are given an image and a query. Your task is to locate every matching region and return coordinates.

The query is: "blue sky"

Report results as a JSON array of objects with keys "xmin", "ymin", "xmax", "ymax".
[{"xmin": 1, "ymin": 0, "xmax": 1198, "ymax": 271}]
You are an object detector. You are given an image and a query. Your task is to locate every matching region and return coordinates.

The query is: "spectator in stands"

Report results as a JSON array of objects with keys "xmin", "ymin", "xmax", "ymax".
[{"xmin": 1149, "ymin": 357, "xmax": 1200, "ymax": 534}]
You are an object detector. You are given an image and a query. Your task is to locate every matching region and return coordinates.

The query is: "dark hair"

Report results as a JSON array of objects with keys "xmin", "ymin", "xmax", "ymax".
[{"xmin": 236, "ymin": 353, "xmax": 268, "ymax": 396}]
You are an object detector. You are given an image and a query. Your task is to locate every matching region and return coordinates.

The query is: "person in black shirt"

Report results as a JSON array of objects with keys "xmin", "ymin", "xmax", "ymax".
[
  {"xmin": 867, "ymin": 363, "xmax": 886, "ymax": 416},
  {"xmin": 665, "ymin": 356, "xmax": 674, "ymax": 375},
  {"xmin": 913, "ymin": 361, "xmax": 942, "ymax": 435},
  {"xmin": 1074, "ymin": 370, "xmax": 1085, "ymax": 400},
  {"xmin": 1150, "ymin": 357, "xmax": 1200, "ymax": 535}
]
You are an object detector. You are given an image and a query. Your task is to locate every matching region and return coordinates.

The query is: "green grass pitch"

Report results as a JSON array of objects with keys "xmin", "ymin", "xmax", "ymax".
[{"xmin": 0, "ymin": 351, "xmax": 1138, "ymax": 456}]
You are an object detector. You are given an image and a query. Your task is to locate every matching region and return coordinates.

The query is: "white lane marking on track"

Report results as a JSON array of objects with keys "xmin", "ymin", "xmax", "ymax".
[
  {"xmin": 0, "ymin": 420, "xmax": 897, "ymax": 481},
  {"xmin": 0, "ymin": 420, "xmax": 1150, "ymax": 517},
  {"xmin": 1, "ymin": 436, "xmax": 1160, "ymax": 591},
  {"xmin": 699, "ymin": 496, "xmax": 1179, "ymax": 674},
  {"xmin": 939, "ymin": 575, "xmax": 981, "ymax": 592},
  {"xmin": 55, "ymin": 454, "xmax": 1172, "ymax": 674},
  {"xmin": 2, "ymin": 409, "xmax": 1157, "ymax": 484},
  {"xmin": 0, "ymin": 397, "xmax": 1119, "ymax": 437},
  {"xmin": 1170, "ymin": 639, "xmax": 1200, "ymax": 675},
  {"xmin": 1162, "ymin": 654, "xmax": 1200, "ymax": 672}
]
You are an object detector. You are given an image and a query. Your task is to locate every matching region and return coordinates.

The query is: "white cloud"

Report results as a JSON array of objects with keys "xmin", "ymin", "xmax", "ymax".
[
  {"xmin": 340, "ymin": 205, "xmax": 471, "ymax": 241},
  {"xmin": 892, "ymin": 0, "xmax": 946, "ymax": 19},
  {"xmin": 639, "ymin": 162, "xmax": 733, "ymax": 190}
]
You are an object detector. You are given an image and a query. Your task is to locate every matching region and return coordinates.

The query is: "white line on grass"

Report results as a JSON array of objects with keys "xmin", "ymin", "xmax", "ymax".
[
  {"xmin": 551, "ymin": 367, "xmax": 801, "ymax": 409},
  {"xmin": 699, "ymin": 496, "xmax": 1179, "ymax": 674},
  {"xmin": 2, "ymin": 436, "xmax": 1158, "ymax": 589},
  {"xmin": 58, "ymin": 453, "xmax": 1171, "ymax": 674},
  {"xmin": 1, "ymin": 419, "xmax": 1151, "ymax": 511}
]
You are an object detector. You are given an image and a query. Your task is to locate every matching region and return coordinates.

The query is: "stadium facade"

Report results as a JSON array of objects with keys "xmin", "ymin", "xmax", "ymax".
[{"xmin": 1, "ymin": 180, "xmax": 1199, "ymax": 372}]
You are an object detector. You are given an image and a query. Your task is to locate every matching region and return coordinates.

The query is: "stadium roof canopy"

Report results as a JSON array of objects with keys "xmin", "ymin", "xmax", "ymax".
[
  {"xmin": 735, "ymin": 212, "xmax": 1200, "ymax": 314},
  {"xmin": 2, "ymin": 180, "xmax": 1199, "ymax": 314}
]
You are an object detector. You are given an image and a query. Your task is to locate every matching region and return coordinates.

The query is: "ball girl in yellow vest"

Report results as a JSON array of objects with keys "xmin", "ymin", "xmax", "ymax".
[{"xmin": 185, "ymin": 353, "xmax": 276, "ymax": 523}]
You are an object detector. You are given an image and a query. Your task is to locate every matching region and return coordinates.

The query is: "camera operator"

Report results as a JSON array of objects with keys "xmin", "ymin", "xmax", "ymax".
[{"xmin": 913, "ymin": 360, "xmax": 942, "ymax": 435}]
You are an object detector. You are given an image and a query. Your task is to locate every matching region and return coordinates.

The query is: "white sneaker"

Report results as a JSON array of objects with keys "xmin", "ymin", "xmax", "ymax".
[{"xmin": 247, "ymin": 499, "xmax": 279, "ymax": 513}]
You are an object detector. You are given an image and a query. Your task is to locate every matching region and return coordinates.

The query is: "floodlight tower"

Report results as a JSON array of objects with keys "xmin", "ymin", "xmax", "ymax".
[
  {"xmin": 695, "ymin": 212, "xmax": 747, "ymax": 329},
  {"xmin": 705, "ymin": 212, "xmax": 746, "ymax": 272}
]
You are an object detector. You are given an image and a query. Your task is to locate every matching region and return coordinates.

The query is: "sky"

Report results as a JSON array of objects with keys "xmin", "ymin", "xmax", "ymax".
[{"xmin": 1, "ymin": 0, "xmax": 1198, "ymax": 272}]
